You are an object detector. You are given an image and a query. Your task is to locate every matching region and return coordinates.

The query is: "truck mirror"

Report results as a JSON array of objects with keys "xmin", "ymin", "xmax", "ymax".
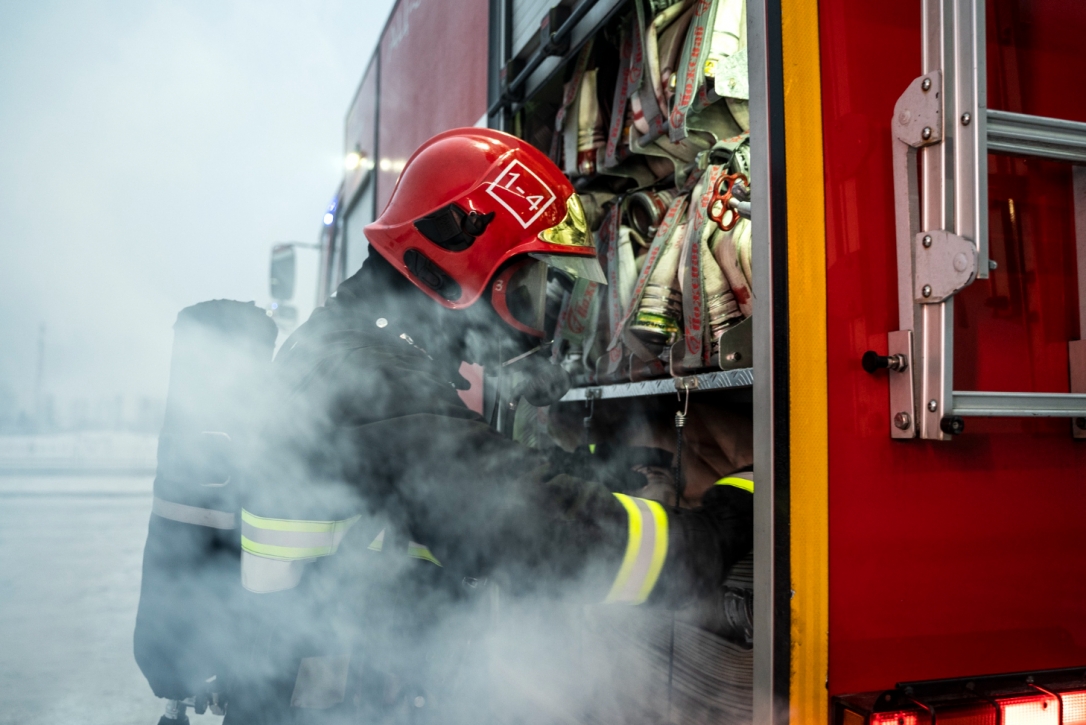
[{"xmin": 270, "ymin": 244, "xmax": 296, "ymax": 301}]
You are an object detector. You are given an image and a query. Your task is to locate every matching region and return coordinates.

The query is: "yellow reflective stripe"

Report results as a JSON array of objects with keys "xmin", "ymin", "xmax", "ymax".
[
  {"xmin": 407, "ymin": 542, "xmax": 442, "ymax": 567},
  {"xmin": 715, "ymin": 475, "xmax": 755, "ymax": 494},
  {"xmin": 241, "ymin": 509, "xmax": 357, "ymax": 534},
  {"xmin": 605, "ymin": 493, "xmax": 643, "ymax": 602},
  {"xmin": 365, "ymin": 528, "xmax": 440, "ymax": 565},
  {"xmin": 605, "ymin": 494, "xmax": 668, "ymax": 605},
  {"xmin": 240, "ymin": 509, "xmax": 360, "ymax": 562},
  {"xmin": 241, "ymin": 537, "xmax": 333, "ymax": 561},
  {"xmin": 639, "ymin": 499, "xmax": 669, "ymax": 602}
]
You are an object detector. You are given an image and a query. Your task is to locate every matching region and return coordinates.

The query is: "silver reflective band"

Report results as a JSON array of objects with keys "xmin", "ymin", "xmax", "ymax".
[
  {"xmin": 240, "ymin": 510, "xmax": 360, "ymax": 561},
  {"xmin": 604, "ymin": 494, "xmax": 668, "ymax": 605},
  {"xmin": 152, "ymin": 496, "xmax": 235, "ymax": 530},
  {"xmin": 291, "ymin": 655, "xmax": 351, "ymax": 709},
  {"xmin": 241, "ymin": 551, "xmax": 310, "ymax": 593}
]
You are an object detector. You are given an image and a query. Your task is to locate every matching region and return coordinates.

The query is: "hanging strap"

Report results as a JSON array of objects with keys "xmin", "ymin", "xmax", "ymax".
[
  {"xmin": 711, "ymin": 222, "xmax": 753, "ymax": 317},
  {"xmin": 669, "ymin": 0, "xmax": 718, "ymax": 142},
  {"xmin": 562, "ymin": 277, "xmax": 603, "ymax": 380},
  {"xmin": 604, "ymin": 19, "xmax": 636, "ymax": 168},
  {"xmin": 600, "ymin": 205, "xmax": 630, "ymax": 376},
  {"xmin": 551, "ymin": 39, "xmax": 595, "ymax": 164},
  {"xmin": 631, "ymin": 0, "xmax": 669, "ymax": 139},
  {"xmin": 679, "ymin": 165, "xmax": 725, "ymax": 370},
  {"xmin": 615, "ymin": 167, "xmax": 704, "ymax": 363},
  {"xmin": 616, "ymin": 195, "xmax": 690, "ymax": 362},
  {"xmin": 561, "ymin": 278, "xmax": 603, "ymax": 348}
]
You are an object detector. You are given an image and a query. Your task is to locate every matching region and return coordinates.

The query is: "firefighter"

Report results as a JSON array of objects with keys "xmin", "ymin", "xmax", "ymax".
[{"xmin": 226, "ymin": 128, "xmax": 753, "ymax": 724}]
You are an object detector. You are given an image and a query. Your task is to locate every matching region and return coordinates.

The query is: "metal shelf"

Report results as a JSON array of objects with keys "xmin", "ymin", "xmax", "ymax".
[{"xmin": 559, "ymin": 368, "xmax": 754, "ymax": 402}]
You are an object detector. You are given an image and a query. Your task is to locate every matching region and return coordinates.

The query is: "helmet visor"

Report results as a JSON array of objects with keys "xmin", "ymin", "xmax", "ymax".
[{"xmin": 529, "ymin": 253, "xmax": 607, "ymax": 284}]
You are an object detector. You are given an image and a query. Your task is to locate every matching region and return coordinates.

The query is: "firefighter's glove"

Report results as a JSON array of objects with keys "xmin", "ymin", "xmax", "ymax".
[{"xmin": 656, "ymin": 484, "xmax": 753, "ymax": 608}]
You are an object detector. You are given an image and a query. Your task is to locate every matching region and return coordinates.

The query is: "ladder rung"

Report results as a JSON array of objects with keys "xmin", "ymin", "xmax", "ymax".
[
  {"xmin": 952, "ymin": 390, "xmax": 1086, "ymax": 417},
  {"xmin": 987, "ymin": 109, "xmax": 1086, "ymax": 163}
]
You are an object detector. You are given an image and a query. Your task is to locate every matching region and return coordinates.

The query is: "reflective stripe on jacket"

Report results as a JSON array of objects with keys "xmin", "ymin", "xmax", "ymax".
[
  {"xmin": 240, "ymin": 509, "xmax": 359, "ymax": 593},
  {"xmin": 715, "ymin": 471, "xmax": 754, "ymax": 494},
  {"xmin": 151, "ymin": 495, "xmax": 236, "ymax": 530},
  {"xmin": 240, "ymin": 509, "xmax": 360, "ymax": 561},
  {"xmin": 604, "ymin": 493, "xmax": 669, "ymax": 605}
]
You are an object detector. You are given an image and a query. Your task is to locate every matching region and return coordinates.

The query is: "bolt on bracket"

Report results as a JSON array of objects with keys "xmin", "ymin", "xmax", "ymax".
[
  {"xmin": 674, "ymin": 376, "xmax": 700, "ymax": 392},
  {"xmin": 893, "ymin": 71, "xmax": 943, "ymax": 149},
  {"xmin": 914, "ymin": 230, "xmax": 978, "ymax": 303}
]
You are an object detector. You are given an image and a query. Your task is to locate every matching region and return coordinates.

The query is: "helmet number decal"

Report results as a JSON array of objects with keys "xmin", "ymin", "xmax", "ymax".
[{"xmin": 485, "ymin": 160, "xmax": 557, "ymax": 229}]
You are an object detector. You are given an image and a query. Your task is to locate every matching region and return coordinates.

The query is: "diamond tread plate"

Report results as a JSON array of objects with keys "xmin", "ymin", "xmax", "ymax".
[{"xmin": 560, "ymin": 368, "xmax": 754, "ymax": 402}]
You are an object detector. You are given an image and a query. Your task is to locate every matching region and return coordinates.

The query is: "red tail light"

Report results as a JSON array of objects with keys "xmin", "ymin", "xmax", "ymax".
[
  {"xmin": 998, "ymin": 694, "xmax": 1059, "ymax": 725},
  {"xmin": 834, "ymin": 666, "xmax": 1086, "ymax": 725},
  {"xmin": 1060, "ymin": 691, "xmax": 1086, "ymax": 725},
  {"xmin": 871, "ymin": 713, "xmax": 919, "ymax": 725}
]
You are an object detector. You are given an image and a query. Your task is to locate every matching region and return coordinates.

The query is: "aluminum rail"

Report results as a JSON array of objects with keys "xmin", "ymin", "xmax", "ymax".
[
  {"xmin": 987, "ymin": 109, "xmax": 1086, "ymax": 164},
  {"xmin": 559, "ymin": 368, "xmax": 754, "ymax": 402},
  {"xmin": 952, "ymin": 390, "xmax": 1086, "ymax": 417},
  {"xmin": 488, "ymin": 0, "xmax": 604, "ymax": 118}
]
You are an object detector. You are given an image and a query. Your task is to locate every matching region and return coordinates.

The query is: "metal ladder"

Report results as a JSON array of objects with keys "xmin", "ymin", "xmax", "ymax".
[{"xmin": 885, "ymin": 0, "xmax": 1086, "ymax": 440}]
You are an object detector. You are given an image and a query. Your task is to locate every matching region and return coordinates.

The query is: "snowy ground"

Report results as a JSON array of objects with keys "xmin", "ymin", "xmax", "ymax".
[{"xmin": 0, "ymin": 473, "xmax": 222, "ymax": 725}]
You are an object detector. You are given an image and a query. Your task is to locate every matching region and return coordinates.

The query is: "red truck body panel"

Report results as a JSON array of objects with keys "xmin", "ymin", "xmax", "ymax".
[
  {"xmin": 821, "ymin": 0, "xmax": 1086, "ymax": 694},
  {"xmin": 343, "ymin": 60, "xmax": 378, "ymax": 209},
  {"xmin": 375, "ymin": 0, "xmax": 490, "ymax": 215}
]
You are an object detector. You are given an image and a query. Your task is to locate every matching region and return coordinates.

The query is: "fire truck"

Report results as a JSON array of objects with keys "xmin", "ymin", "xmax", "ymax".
[{"xmin": 272, "ymin": 0, "xmax": 1086, "ymax": 722}]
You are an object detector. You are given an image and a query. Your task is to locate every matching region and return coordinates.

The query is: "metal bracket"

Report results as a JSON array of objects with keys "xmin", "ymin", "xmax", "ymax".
[
  {"xmin": 674, "ymin": 376, "xmax": 700, "ymax": 392},
  {"xmin": 893, "ymin": 72, "xmax": 943, "ymax": 148},
  {"xmin": 888, "ymin": 331, "xmax": 916, "ymax": 439},
  {"xmin": 914, "ymin": 230, "xmax": 977, "ymax": 303}
]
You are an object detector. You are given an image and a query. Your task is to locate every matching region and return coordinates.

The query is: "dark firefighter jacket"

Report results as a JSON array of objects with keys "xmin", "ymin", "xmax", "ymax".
[{"xmin": 225, "ymin": 261, "xmax": 753, "ymax": 724}]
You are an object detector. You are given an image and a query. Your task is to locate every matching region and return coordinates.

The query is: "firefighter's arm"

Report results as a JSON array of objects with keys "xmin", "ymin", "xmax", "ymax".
[
  {"xmin": 533, "ymin": 470, "xmax": 753, "ymax": 608},
  {"xmin": 341, "ymin": 413, "xmax": 751, "ymax": 607}
]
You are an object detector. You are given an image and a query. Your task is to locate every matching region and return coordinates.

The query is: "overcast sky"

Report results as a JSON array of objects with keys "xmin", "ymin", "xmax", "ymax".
[{"xmin": 0, "ymin": 0, "xmax": 395, "ymax": 416}]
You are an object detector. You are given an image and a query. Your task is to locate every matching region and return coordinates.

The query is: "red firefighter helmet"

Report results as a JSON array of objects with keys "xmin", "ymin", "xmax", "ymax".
[{"xmin": 364, "ymin": 128, "xmax": 605, "ymax": 336}]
